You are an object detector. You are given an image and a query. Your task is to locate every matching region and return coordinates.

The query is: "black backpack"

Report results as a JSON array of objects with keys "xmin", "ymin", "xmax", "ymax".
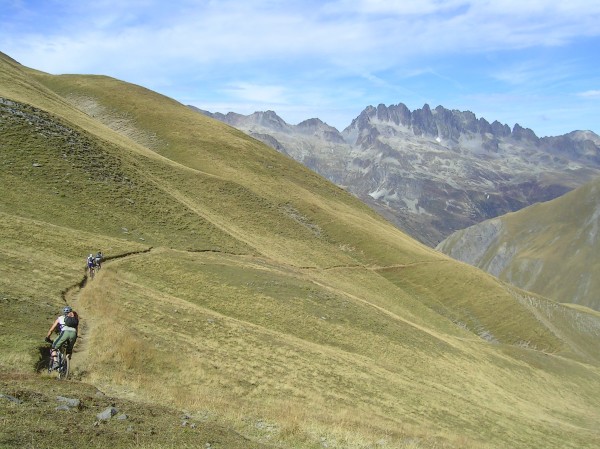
[{"xmin": 64, "ymin": 314, "xmax": 79, "ymax": 328}]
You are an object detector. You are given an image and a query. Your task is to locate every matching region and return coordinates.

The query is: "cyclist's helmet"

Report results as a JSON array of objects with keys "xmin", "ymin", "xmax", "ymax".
[{"xmin": 63, "ymin": 306, "xmax": 72, "ymax": 314}]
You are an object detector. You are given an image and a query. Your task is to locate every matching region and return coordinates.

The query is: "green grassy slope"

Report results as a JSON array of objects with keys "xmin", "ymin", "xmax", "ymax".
[
  {"xmin": 437, "ymin": 177, "xmax": 600, "ymax": 312},
  {"xmin": 2, "ymin": 52, "xmax": 600, "ymax": 449}
]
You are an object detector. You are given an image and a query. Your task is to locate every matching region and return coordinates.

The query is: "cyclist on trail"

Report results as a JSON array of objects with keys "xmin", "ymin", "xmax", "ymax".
[
  {"xmin": 87, "ymin": 253, "xmax": 95, "ymax": 275},
  {"xmin": 45, "ymin": 306, "xmax": 79, "ymax": 369},
  {"xmin": 95, "ymin": 250, "xmax": 103, "ymax": 270}
]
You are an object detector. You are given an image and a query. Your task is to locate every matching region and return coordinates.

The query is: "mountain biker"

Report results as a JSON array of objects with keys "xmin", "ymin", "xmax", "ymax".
[
  {"xmin": 45, "ymin": 306, "xmax": 79, "ymax": 369},
  {"xmin": 87, "ymin": 253, "xmax": 95, "ymax": 275},
  {"xmin": 95, "ymin": 250, "xmax": 103, "ymax": 269}
]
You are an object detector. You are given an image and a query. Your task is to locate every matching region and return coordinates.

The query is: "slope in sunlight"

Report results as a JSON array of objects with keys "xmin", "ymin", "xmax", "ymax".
[
  {"xmin": 437, "ymin": 176, "xmax": 600, "ymax": 312},
  {"xmin": 2, "ymin": 51, "xmax": 600, "ymax": 449}
]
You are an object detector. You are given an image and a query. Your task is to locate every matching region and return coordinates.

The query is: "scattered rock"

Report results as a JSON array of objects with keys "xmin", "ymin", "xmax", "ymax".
[
  {"xmin": 97, "ymin": 407, "xmax": 118, "ymax": 421},
  {"xmin": 56, "ymin": 396, "xmax": 80, "ymax": 408},
  {"xmin": 116, "ymin": 413, "xmax": 128, "ymax": 420},
  {"xmin": 0, "ymin": 394, "xmax": 22, "ymax": 404},
  {"xmin": 55, "ymin": 405, "xmax": 71, "ymax": 411},
  {"xmin": 32, "ymin": 162, "xmax": 42, "ymax": 167}
]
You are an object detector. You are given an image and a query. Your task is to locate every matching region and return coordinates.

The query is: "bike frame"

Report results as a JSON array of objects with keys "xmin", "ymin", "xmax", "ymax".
[{"xmin": 48, "ymin": 341, "xmax": 70, "ymax": 380}]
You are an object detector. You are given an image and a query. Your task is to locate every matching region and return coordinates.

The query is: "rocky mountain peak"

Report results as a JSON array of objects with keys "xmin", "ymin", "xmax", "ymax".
[
  {"xmin": 251, "ymin": 110, "xmax": 289, "ymax": 131},
  {"xmin": 344, "ymin": 102, "xmax": 540, "ymax": 146},
  {"xmin": 512, "ymin": 123, "xmax": 539, "ymax": 143},
  {"xmin": 194, "ymin": 102, "xmax": 600, "ymax": 246},
  {"xmin": 296, "ymin": 118, "xmax": 345, "ymax": 143}
]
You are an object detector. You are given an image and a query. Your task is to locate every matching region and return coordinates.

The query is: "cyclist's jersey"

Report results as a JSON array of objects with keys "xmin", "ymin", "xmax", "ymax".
[
  {"xmin": 87, "ymin": 257, "xmax": 94, "ymax": 267},
  {"xmin": 58, "ymin": 315, "xmax": 77, "ymax": 333}
]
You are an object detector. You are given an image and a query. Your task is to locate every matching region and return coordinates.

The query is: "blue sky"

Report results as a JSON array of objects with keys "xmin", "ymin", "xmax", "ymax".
[{"xmin": 1, "ymin": 0, "xmax": 600, "ymax": 137}]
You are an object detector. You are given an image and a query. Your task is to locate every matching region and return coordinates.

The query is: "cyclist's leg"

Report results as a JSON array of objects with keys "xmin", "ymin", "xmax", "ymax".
[
  {"xmin": 66, "ymin": 334, "xmax": 78, "ymax": 358},
  {"xmin": 51, "ymin": 332, "xmax": 67, "ymax": 367}
]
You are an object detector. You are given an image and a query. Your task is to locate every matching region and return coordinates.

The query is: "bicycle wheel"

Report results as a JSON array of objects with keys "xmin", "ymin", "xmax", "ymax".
[
  {"xmin": 57, "ymin": 348, "xmax": 70, "ymax": 380},
  {"xmin": 48, "ymin": 346, "xmax": 58, "ymax": 375}
]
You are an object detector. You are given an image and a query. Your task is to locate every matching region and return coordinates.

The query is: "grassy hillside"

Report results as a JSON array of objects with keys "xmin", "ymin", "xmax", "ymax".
[
  {"xmin": 2, "ymin": 51, "xmax": 600, "ymax": 449},
  {"xmin": 437, "ymin": 177, "xmax": 600, "ymax": 312}
]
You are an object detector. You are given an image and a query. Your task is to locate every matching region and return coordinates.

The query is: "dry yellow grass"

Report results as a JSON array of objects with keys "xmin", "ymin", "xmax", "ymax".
[
  {"xmin": 69, "ymin": 251, "xmax": 600, "ymax": 449},
  {"xmin": 2, "ymin": 51, "xmax": 600, "ymax": 448}
]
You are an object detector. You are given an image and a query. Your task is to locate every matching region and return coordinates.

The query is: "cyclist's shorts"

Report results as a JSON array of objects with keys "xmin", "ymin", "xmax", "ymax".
[{"xmin": 52, "ymin": 330, "xmax": 78, "ymax": 354}]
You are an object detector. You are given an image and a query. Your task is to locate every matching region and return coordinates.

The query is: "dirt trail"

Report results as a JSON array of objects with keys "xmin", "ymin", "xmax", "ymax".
[
  {"xmin": 60, "ymin": 245, "xmax": 454, "ymax": 378},
  {"xmin": 63, "ymin": 274, "xmax": 92, "ymax": 372},
  {"xmin": 61, "ymin": 248, "xmax": 153, "ymax": 375}
]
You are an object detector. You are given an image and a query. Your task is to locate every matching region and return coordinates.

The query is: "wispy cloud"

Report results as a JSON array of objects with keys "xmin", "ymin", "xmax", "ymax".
[
  {"xmin": 578, "ymin": 90, "xmax": 600, "ymax": 98},
  {"xmin": 1, "ymin": 0, "xmax": 600, "ymax": 134},
  {"xmin": 221, "ymin": 82, "xmax": 289, "ymax": 104}
]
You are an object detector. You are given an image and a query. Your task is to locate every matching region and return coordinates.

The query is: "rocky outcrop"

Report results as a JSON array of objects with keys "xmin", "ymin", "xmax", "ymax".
[{"xmin": 342, "ymin": 103, "xmax": 541, "ymax": 146}]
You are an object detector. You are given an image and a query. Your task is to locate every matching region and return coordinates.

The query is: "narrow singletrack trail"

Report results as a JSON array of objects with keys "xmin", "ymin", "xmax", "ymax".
[
  {"xmin": 58, "ymin": 244, "xmax": 458, "ymax": 381},
  {"xmin": 60, "ymin": 248, "xmax": 154, "ymax": 378}
]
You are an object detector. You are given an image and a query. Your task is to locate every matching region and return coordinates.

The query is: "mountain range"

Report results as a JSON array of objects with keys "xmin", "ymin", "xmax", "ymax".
[
  {"xmin": 2, "ymin": 51, "xmax": 600, "ymax": 449},
  {"xmin": 196, "ymin": 106, "xmax": 600, "ymax": 246}
]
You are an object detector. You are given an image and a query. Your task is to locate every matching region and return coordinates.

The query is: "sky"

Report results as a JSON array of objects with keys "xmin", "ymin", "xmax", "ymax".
[{"xmin": 1, "ymin": 0, "xmax": 600, "ymax": 137}]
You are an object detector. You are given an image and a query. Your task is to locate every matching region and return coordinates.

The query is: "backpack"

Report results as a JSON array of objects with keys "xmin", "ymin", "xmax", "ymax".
[{"xmin": 64, "ymin": 313, "xmax": 79, "ymax": 328}]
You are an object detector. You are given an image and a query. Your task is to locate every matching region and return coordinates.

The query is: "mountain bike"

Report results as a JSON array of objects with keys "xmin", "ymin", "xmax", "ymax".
[
  {"xmin": 45, "ymin": 337, "xmax": 70, "ymax": 380},
  {"xmin": 89, "ymin": 263, "xmax": 96, "ymax": 280}
]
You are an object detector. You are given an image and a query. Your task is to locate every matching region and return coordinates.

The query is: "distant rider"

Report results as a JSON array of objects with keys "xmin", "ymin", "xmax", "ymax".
[
  {"xmin": 95, "ymin": 250, "xmax": 103, "ymax": 270},
  {"xmin": 45, "ymin": 306, "xmax": 79, "ymax": 369},
  {"xmin": 87, "ymin": 253, "xmax": 95, "ymax": 275}
]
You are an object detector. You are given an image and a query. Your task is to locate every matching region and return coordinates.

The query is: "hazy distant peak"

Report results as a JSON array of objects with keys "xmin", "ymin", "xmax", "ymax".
[
  {"xmin": 567, "ymin": 130, "xmax": 600, "ymax": 144},
  {"xmin": 297, "ymin": 117, "xmax": 325, "ymax": 128},
  {"xmin": 296, "ymin": 117, "xmax": 338, "ymax": 133}
]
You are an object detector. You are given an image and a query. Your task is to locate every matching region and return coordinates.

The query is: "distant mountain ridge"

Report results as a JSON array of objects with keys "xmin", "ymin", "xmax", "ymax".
[{"xmin": 195, "ymin": 104, "xmax": 600, "ymax": 246}]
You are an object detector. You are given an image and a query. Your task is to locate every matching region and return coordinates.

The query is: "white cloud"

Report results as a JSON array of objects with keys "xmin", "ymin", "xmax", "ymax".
[
  {"xmin": 332, "ymin": 0, "xmax": 468, "ymax": 16},
  {"xmin": 578, "ymin": 90, "xmax": 600, "ymax": 98},
  {"xmin": 491, "ymin": 60, "xmax": 576, "ymax": 87},
  {"xmin": 221, "ymin": 82, "xmax": 288, "ymax": 104},
  {"xmin": 4, "ymin": 0, "xmax": 600, "ymax": 75},
  {"xmin": 2, "ymin": 0, "xmax": 600, "ymax": 135}
]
